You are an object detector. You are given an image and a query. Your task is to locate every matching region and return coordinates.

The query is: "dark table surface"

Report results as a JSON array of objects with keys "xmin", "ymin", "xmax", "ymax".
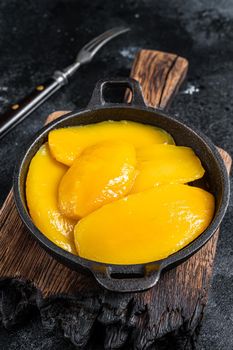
[{"xmin": 0, "ymin": 0, "xmax": 232, "ymax": 349}]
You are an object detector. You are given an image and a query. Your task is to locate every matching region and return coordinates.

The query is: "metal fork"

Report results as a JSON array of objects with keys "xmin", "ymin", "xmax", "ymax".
[{"xmin": 0, "ymin": 26, "xmax": 130, "ymax": 139}]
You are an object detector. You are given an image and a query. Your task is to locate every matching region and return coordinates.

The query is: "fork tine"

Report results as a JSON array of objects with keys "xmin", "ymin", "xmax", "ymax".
[
  {"xmin": 88, "ymin": 27, "xmax": 130, "ymax": 56},
  {"xmin": 84, "ymin": 34, "xmax": 111, "ymax": 51},
  {"xmin": 84, "ymin": 27, "xmax": 126, "ymax": 51},
  {"xmin": 76, "ymin": 26, "xmax": 130, "ymax": 62},
  {"xmin": 84, "ymin": 30, "xmax": 115, "ymax": 51}
]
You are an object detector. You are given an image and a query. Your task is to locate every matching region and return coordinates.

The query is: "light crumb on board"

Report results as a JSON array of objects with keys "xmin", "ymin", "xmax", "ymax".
[
  {"xmin": 120, "ymin": 47, "xmax": 139, "ymax": 59},
  {"xmin": 182, "ymin": 83, "xmax": 200, "ymax": 95}
]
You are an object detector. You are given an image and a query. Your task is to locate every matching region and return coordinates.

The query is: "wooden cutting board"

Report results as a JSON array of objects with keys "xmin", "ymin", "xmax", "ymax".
[{"xmin": 0, "ymin": 50, "xmax": 231, "ymax": 349}]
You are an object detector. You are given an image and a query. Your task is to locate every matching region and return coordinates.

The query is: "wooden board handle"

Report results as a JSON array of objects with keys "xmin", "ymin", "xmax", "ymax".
[{"xmin": 130, "ymin": 49, "xmax": 188, "ymax": 109}]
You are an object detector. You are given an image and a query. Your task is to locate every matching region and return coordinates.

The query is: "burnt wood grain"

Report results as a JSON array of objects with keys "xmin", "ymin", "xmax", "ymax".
[{"xmin": 0, "ymin": 50, "xmax": 231, "ymax": 349}]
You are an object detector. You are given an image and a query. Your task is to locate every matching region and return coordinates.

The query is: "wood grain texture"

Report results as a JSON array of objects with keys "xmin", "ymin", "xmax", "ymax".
[
  {"xmin": 0, "ymin": 50, "xmax": 231, "ymax": 349},
  {"xmin": 130, "ymin": 50, "xmax": 188, "ymax": 109}
]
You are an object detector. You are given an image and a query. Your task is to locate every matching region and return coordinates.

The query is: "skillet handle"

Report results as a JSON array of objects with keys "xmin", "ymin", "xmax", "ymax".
[
  {"xmin": 92, "ymin": 263, "xmax": 162, "ymax": 293},
  {"xmin": 87, "ymin": 77, "xmax": 146, "ymax": 108}
]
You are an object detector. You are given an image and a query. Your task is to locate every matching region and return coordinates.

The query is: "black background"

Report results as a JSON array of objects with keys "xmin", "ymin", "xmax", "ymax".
[{"xmin": 0, "ymin": 0, "xmax": 232, "ymax": 349}]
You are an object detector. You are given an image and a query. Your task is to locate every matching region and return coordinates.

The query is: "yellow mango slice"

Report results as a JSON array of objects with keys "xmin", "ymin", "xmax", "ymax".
[
  {"xmin": 131, "ymin": 145, "xmax": 205, "ymax": 193},
  {"xmin": 48, "ymin": 120, "xmax": 174, "ymax": 166},
  {"xmin": 74, "ymin": 184, "xmax": 214, "ymax": 264},
  {"xmin": 58, "ymin": 140, "xmax": 137, "ymax": 219},
  {"xmin": 26, "ymin": 144, "xmax": 77, "ymax": 254}
]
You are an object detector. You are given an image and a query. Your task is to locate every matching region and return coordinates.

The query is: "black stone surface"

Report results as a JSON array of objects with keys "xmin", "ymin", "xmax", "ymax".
[{"xmin": 0, "ymin": 0, "xmax": 232, "ymax": 349}]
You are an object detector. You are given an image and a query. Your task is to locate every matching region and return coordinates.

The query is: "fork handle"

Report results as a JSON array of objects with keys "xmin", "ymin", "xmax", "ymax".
[{"xmin": 0, "ymin": 71, "xmax": 69, "ymax": 140}]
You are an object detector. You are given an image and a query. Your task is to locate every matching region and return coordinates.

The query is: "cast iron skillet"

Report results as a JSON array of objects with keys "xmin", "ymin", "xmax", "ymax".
[{"xmin": 14, "ymin": 78, "xmax": 230, "ymax": 292}]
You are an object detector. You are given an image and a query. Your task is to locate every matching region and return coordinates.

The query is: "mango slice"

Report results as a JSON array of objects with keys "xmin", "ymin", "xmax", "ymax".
[
  {"xmin": 48, "ymin": 120, "xmax": 174, "ymax": 166},
  {"xmin": 58, "ymin": 141, "xmax": 137, "ymax": 219},
  {"xmin": 26, "ymin": 144, "xmax": 77, "ymax": 254},
  {"xmin": 131, "ymin": 145, "xmax": 205, "ymax": 193},
  {"xmin": 74, "ymin": 184, "xmax": 215, "ymax": 264}
]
